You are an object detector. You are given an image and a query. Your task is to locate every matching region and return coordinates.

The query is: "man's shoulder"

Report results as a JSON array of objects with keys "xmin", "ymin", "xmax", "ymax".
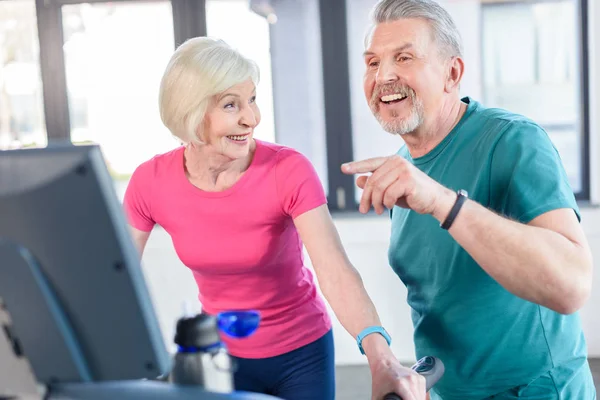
[
  {"xmin": 464, "ymin": 98, "xmax": 550, "ymax": 150},
  {"xmin": 468, "ymin": 98, "xmax": 538, "ymax": 128}
]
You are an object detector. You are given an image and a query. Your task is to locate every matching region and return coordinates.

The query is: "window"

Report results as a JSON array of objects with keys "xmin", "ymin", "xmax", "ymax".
[
  {"xmin": 10, "ymin": 0, "xmax": 589, "ymax": 206},
  {"xmin": 482, "ymin": 0, "xmax": 588, "ymax": 197},
  {"xmin": 346, "ymin": 0, "xmax": 589, "ymax": 203},
  {"xmin": 0, "ymin": 0, "xmax": 46, "ymax": 150},
  {"xmin": 61, "ymin": 1, "xmax": 178, "ymax": 187},
  {"xmin": 205, "ymin": 0, "xmax": 276, "ymax": 145}
]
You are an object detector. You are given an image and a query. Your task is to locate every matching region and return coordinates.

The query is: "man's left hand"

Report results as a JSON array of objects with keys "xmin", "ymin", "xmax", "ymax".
[{"xmin": 341, "ymin": 155, "xmax": 454, "ymax": 218}]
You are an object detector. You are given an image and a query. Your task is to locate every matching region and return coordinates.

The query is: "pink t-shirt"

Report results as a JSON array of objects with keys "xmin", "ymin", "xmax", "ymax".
[{"xmin": 123, "ymin": 140, "xmax": 332, "ymax": 358}]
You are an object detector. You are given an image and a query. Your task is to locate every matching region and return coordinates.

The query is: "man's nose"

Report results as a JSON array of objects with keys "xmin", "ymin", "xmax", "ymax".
[{"xmin": 376, "ymin": 59, "xmax": 399, "ymax": 85}]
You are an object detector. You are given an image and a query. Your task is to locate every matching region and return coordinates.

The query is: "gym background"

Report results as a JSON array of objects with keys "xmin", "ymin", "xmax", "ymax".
[{"xmin": 1, "ymin": 0, "xmax": 598, "ymax": 397}]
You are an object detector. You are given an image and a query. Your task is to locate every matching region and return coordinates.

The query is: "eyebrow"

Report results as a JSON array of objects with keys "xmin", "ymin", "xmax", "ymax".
[
  {"xmin": 219, "ymin": 90, "xmax": 257, "ymax": 101},
  {"xmin": 363, "ymin": 43, "xmax": 413, "ymax": 57}
]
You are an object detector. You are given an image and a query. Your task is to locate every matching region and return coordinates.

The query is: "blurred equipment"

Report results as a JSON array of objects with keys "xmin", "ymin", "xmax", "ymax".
[
  {"xmin": 0, "ymin": 144, "xmax": 277, "ymax": 400},
  {"xmin": 249, "ymin": 0, "xmax": 277, "ymax": 24}
]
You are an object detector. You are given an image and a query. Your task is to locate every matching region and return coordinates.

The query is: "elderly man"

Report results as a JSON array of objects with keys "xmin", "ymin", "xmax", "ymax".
[{"xmin": 342, "ymin": 0, "xmax": 596, "ymax": 399}]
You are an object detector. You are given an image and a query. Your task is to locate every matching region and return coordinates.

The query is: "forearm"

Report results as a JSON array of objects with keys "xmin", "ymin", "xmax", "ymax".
[
  {"xmin": 129, "ymin": 225, "xmax": 150, "ymax": 257},
  {"xmin": 433, "ymin": 191, "xmax": 591, "ymax": 313},
  {"xmin": 295, "ymin": 206, "xmax": 398, "ymax": 361},
  {"xmin": 316, "ymin": 259, "xmax": 396, "ymax": 362}
]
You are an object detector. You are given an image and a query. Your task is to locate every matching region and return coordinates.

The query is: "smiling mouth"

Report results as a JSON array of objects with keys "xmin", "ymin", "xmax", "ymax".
[
  {"xmin": 380, "ymin": 93, "xmax": 408, "ymax": 105},
  {"xmin": 226, "ymin": 134, "xmax": 250, "ymax": 142}
]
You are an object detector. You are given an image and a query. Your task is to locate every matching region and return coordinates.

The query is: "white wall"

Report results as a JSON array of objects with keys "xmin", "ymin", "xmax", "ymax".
[
  {"xmin": 136, "ymin": 0, "xmax": 600, "ymax": 366},
  {"xmin": 579, "ymin": 0, "xmax": 600, "ymax": 357}
]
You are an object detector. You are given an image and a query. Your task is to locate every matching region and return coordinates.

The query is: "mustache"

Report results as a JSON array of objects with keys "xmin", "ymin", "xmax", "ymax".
[{"xmin": 371, "ymin": 84, "xmax": 415, "ymax": 104}]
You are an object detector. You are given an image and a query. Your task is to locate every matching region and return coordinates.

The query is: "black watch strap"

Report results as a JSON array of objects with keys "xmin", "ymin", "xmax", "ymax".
[{"xmin": 440, "ymin": 189, "xmax": 468, "ymax": 230}]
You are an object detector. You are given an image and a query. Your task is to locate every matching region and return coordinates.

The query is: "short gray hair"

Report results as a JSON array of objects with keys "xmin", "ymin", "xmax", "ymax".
[
  {"xmin": 159, "ymin": 37, "xmax": 260, "ymax": 144},
  {"xmin": 366, "ymin": 0, "xmax": 463, "ymax": 58}
]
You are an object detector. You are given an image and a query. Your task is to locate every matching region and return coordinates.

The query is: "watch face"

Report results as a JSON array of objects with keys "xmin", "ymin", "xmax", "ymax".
[{"xmin": 458, "ymin": 189, "xmax": 469, "ymax": 197}]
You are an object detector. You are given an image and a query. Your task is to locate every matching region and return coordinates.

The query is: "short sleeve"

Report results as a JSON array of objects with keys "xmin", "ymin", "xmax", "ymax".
[
  {"xmin": 275, "ymin": 148, "xmax": 327, "ymax": 219},
  {"xmin": 123, "ymin": 161, "xmax": 156, "ymax": 232},
  {"xmin": 490, "ymin": 121, "xmax": 580, "ymax": 223}
]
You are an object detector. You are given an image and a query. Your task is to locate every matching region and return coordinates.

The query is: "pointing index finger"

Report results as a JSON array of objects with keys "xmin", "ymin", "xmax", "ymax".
[{"xmin": 341, "ymin": 156, "xmax": 389, "ymax": 174}]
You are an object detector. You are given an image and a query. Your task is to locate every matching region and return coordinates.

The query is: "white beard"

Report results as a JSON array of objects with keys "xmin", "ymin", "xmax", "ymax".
[{"xmin": 374, "ymin": 96, "xmax": 425, "ymax": 136}]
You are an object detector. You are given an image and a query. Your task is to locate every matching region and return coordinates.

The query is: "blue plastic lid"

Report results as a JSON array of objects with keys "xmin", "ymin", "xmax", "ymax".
[{"xmin": 217, "ymin": 310, "xmax": 260, "ymax": 339}]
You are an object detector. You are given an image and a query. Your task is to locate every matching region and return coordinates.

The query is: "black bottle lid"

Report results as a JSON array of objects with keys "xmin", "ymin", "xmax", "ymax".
[{"xmin": 174, "ymin": 313, "xmax": 221, "ymax": 349}]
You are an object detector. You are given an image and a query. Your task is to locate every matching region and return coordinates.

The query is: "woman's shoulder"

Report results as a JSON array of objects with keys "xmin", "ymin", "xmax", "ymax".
[
  {"xmin": 256, "ymin": 138, "xmax": 291, "ymax": 154},
  {"xmin": 255, "ymin": 139, "xmax": 310, "ymax": 165},
  {"xmin": 132, "ymin": 145, "xmax": 185, "ymax": 179},
  {"xmin": 254, "ymin": 140, "xmax": 320, "ymax": 192}
]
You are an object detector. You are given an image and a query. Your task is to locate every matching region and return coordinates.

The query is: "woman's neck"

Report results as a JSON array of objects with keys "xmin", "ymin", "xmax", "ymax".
[{"xmin": 183, "ymin": 140, "xmax": 256, "ymax": 191}]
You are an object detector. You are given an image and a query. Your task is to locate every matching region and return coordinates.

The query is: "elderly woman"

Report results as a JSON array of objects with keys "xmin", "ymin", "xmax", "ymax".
[{"xmin": 123, "ymin": 37, "xmax": 423, "ymax": 400}]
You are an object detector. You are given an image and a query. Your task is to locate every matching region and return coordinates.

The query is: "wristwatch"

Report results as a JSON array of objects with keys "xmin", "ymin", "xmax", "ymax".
[
  {"xmin": 356, "ymin": 326, "xmax": 392, "ymax": 355},
  {"xmin": 440, "ymin": 189, "xmax": 468, "ymax": 230}
]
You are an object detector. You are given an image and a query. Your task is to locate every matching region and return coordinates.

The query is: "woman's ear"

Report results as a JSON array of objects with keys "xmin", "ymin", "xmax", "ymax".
[
  {"xmin": 194, "ymin": 125, "xmax": 206, "ymax": 144},
  {"xmin": 193, "ymin": 114, "xmax": 209, "ymax": 144}
]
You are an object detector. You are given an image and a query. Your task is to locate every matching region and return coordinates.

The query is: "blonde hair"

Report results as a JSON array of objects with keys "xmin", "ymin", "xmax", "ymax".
[{"xmin": 159, "ymin": 37, "xmax": 260, "ymax": 144}]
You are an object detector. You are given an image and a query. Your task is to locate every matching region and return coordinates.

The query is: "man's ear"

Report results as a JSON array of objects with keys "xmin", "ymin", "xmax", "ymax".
[{"xmin": 445, "ymin": 56, "xmax": 464, "ymax": 93}]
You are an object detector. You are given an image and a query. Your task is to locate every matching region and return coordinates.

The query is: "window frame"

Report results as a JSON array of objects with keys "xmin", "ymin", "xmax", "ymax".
[
  {"xmin": 31, "ymin": 0, "xmax": 207, "ymax": 144},
  {"xmin": 2, "ymin": 0, "xmax": 590, "ymax": 208},
  {"xmin": 480, "ymin": 0, "xmax": 590, "ymax": 201}
]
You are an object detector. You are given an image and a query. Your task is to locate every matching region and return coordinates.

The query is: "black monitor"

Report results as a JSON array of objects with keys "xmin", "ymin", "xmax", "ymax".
[
  {"xmin": 0, "ymin": 144, "xmax": 277, "ymax": 400},
  {"xmin": 0, "ymin": 144, "xmax": 170, "ymax": 384}
]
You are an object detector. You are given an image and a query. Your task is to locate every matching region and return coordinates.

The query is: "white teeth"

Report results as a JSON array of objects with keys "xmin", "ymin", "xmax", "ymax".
[
  {"xmin": 381, "ymin": 93, "xmax": 407, "ymax": 102},
  {"xmin": 227, "ymin": 135, "xmax": 248, "ymax": 141}
]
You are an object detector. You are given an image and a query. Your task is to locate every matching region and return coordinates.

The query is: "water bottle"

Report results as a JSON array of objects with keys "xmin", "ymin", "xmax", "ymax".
[
  {"xmin": 169, "ymin": 313, "xmax": 234, "ymax": 393},
  {"xmin": 168, "ymin": 309, "xmax": 260, "ymax": 393}
]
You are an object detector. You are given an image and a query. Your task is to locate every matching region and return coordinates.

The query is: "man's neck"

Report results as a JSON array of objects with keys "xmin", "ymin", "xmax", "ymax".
[{"xmin": 402, "ymin": 98, "xmax": 467, "ymax": 159}]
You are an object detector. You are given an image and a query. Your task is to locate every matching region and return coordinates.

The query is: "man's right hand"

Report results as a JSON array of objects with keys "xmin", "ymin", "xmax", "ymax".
[{"xmin": 369, "ymin": 356, "xmax": 427, "ymax": 400}]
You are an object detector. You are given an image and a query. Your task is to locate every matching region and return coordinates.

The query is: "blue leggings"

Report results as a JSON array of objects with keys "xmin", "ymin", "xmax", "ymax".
[{"xmin": 231, "ymin": 330, "xmax": 335, "ymax": 400}]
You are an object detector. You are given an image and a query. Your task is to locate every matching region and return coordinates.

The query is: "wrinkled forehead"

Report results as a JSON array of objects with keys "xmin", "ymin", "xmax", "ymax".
[
  {"xmin": 219, "ymin": 79, "xmax": 257, "ymax": 97},
  {"xmin": 364, "ymin": 18, "xmax": 436, "ymax": 56}
]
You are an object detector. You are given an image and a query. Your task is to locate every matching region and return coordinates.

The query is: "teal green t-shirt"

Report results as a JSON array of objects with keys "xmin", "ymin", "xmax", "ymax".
[{"xmin": 389, "ymin": 98, "xmax": 595, "ymax": 399}]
